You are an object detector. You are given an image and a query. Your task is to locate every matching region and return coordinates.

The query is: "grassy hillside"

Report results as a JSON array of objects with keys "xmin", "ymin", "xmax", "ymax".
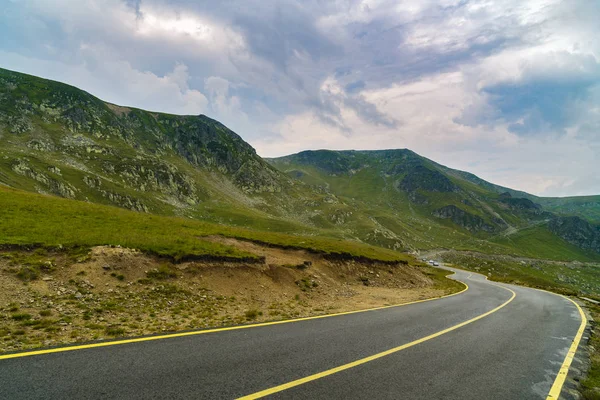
[
  {"xmin": 0, "ymin": 67, "xmax": 336, "ymax": 232},
  {"xmin": 268, "ymin": 150, "xmax": 600, "ymax": 262},
  {"xmin": 1, "ymin": 67, "xmax": 598, "ymax": 262},
  {"xmin": 0, "ymin": 185, "xmax": 412, "ymax": 264},
  {"xmin": 537, "ymin": 196, "xmax": 600, "ymax": 224}
]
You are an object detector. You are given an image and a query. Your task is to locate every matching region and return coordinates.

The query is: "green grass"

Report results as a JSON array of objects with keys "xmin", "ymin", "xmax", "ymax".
[
  {"xmin": 421, "ymin": 265, "xmax": 466, "ymax": 294},
  {"xmin": 270, "ymin": 158, "xmax": 600, "ymax": 262},
  {"xmin": 442, "ymin": 252, "xmax": 600, "ymax": 296},
  {"xmin": 582, "ymin": 303, "xmax": 600, "ymax": 399},
  {"xmin": 11, "ymin": 313, "xmax": 32, "ymax": 321},
  {"xmin": 0, "ymin": 186, "xmax": 412, "ymax": 263},
  {"xmin": 491, "ymin": 225, "xmax": 600, "ymax": 262},
  {"xmin": 244, "ymin": 309, "xmax": 262, "ymax": 320},
  {"xmin": 146, "ymin": 264, "xmax": 178, "ymax": 280},
  {"xmin": 538, "ymin": 196, "xmax": 600, "ymax": 224}
]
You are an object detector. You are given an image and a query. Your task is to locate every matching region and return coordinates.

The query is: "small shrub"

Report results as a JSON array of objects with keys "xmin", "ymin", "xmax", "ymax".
[
  {"xmin": 33, "ymin": 248, "xmax": 47, "ymax": 257},
  {"xmin": 44, "ymin": 325, "xmax": 59, "ymax": 333},
  {"xmin": 105, "ymin": 326, "xmax": 126, "ymax": 336},
  {"xmin": 29, "ymin": 319, "xmax": 57, "ymax": 329},
  {"xmin": 16, "ymin": 266, "xmax": 40, "ymax": 281},
  {"xmin": 154, "ymin": 284, "xmax": 183, "ymax": 294},
  {"xmin": 295, "ymin": 278, "xmax": 318, "ymax": 291},
  {"xmin": 244, "ymin": 309, "xmax": 262, "ymax": 320},
  {"xmin": 297, "ymin": 261, "xmax": 312, "ymax": 270},
  {"xmin": 146, "ymin": 264, "xmax": 178, "ymax": 280},
  {"xmin": 11, "ymin": 313, "xmax": 32, "ymax": 321},
  {"xmin": 39, "ymin": 260, "xmax": 55, "ymax": 273},
  {"xmin": 39, "ymin": 310, "xmax": 52, "ymax": 317},
  {"xmin": 101, "ymin": 301, "xmax": 123, "ymax": 311},
  {"xmin": 66, "ymin": 246, "xmax": 92, "ymax": 263}
]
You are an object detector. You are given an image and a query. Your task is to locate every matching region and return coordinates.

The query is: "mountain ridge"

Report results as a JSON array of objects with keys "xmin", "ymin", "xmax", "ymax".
[
  {"xmin": 1, "ymin": 66, "xmax": 599, "ymax": 260},
  {"xmin": 268, "ymin": 149, "xmax": 600, "ymax": 258}
]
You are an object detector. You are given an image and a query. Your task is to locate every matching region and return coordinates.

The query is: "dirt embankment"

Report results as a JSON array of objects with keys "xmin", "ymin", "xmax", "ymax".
[{"xmin": 0, "ymin": 238, "xmax": 451, "ymax": 352}]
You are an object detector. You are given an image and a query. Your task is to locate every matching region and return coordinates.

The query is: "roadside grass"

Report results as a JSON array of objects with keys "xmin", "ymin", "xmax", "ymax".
[
  {"xmin": 440, "ymin": 252, "xmax": 600, "ymax": 296},
  {"xmin": 582, "ymin": 302, "xmax": 600, "ymax": 400},
  {"xmin": 420, "ymin": 265, "xmax": 465, "ymax": 295},
  {"xmin": 0, "ymin": 186, "xmax": 412, "ymax": 264}
]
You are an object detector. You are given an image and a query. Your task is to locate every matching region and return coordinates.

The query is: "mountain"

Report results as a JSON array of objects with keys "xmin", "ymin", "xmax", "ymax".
[
  {"xmin": 1, "ymin": 67, "xmax": 599, "ymax": 261},
  {"xmin": 447, "ymin": 170, "xmax": 600, "ymax": 224},
  {"xmin": 267, "ymin": 150, "xmax": 600, "ymax": 260},
  {"xmin": 0, "ymin": 67, "xmax": 333, "ymax": 232}
]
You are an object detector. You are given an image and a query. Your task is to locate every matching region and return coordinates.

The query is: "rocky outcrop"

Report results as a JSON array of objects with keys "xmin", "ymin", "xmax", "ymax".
[
  {"xmin": 432, "ymin": 205, "xmax": 495, "ymax": 233},
  {"xmin": 549, "ymin": 216, "xmax": 600, "ymax": 253},
  {"xmin": 0, "ymin": 67, "xmax": 288, "ymax": 216},
  {"xmin": 12, "ymin": 159, "xmax": 77, "ymax": 198},
  {"xmin": 499, "ymin": 193, "xmax": 542, "ymax": 212},
  {"xmin": 399, "ymin": 166, "xmax": 458, "ymax": 194}
]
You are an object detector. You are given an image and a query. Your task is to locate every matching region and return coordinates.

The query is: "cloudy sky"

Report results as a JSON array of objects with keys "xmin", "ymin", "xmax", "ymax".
[{"xmin": 1, "ymin": 0, "xmax": 599, "ymax": 196}]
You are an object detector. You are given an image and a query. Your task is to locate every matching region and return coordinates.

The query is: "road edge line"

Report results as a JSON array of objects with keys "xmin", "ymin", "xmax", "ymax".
[
  {"xmin": 545, "ymin": 294, "xmax": 587, "ymax": 400},
  {"xmin": 457, "ymin": 267, "xmax": 587, "ymax": 400},
  {"xmin": 0, "ymin": 272, "xmax": 468, "ymax": 360},
  {"xmin": 450, "ymin": 268, "xmax": 588, "ymax": 399},
  {"xmin": 236, "ymin": 284, "xmax": 516, "ymax": 399}
]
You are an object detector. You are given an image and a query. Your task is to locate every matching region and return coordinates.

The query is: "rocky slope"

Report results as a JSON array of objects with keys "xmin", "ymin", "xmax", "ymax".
[
  {"xmin": 0, "ymin": 67, "xmax": 327, "ymax": 227},
  {"xmin": 268, "ymin": 150, "xmax": 600, "ymax": 258},
  {"xmin": 1, "ymin": 67, "xmax": 599, "ymax": 260},
  {"xmin": 549, "ymin": 216, "xmax": 600, "ymax": 253}
]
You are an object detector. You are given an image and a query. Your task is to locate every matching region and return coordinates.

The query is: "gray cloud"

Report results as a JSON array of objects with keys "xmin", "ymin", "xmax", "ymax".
[
  {"xmin": 1, "ymin": 0, "xmax": 599, "ymax": 195},
  {"xmin": 466, "ymin": 51, "xmax": 600, "ymax": 137}
]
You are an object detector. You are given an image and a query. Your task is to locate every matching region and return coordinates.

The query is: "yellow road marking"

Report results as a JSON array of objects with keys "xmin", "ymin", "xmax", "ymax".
[
  {"xmin": 0, "ymin": 274, "xmax": 469, "ymax": 361},
  {"xmin": 237, "ymin": 285, "xmax": 516, "ymax": 399},
  {"xmin": 545, "ymin": 295, "xmax": 587, "ymax": 400},
  {"xmin": 449, "ymin": 269, "xmax": 587, "ymax": 400}
]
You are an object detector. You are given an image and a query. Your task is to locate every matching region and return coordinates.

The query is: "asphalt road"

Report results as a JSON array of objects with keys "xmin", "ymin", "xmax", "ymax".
[{"xmin": 0, "ymin": 268, "xmax": 585, "ymax": 399}]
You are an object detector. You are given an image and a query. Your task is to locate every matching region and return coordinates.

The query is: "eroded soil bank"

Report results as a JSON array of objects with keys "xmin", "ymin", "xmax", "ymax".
[{"xmin": 0, "ymin": 238, "xmax": 460, "ymax": 352}]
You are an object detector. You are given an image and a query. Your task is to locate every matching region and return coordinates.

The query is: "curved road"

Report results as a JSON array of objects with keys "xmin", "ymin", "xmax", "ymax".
[{"xmin": 0, "ymin": 267, "xmax": 586, "ymax": 399}]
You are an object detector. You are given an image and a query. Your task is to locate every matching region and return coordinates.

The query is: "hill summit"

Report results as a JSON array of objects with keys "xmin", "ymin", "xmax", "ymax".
[{"xmin": 1, "ymin": 67, "xmax": 599, "ymax": 260}]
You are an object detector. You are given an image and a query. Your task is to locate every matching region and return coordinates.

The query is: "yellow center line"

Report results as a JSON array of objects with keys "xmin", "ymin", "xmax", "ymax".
[
  {"xmin": 0, "ymin": 274, "xmax": 469, "ymax": 361},
  {"xmin": 237, "ymin": 284, "xmax": 516, "ymax": 400}
]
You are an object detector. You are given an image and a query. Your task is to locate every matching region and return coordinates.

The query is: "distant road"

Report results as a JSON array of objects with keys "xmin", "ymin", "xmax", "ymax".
[{"xmin": 0, "ymin": 268, "xmax": 586, "ymax": 399}]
